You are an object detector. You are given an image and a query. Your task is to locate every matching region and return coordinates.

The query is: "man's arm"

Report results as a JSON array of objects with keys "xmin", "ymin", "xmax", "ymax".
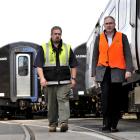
[
  {"xmin": 71, "ymin": 67, "xmax": 77, "ymax": 87},
  {"xmin": 122, "ymin": 34, "xmax": 133, "ymax": 79},
  {"xmin": 34, "ymin": 46, "xmax": 47, "ymax": 86},
  {"xmin": 69, "ymin": 48, "xmax": 78, "ymax": 87},
  {"xmin": 37, "ymin": 67, "xmax": 47, "ymax": 87}
]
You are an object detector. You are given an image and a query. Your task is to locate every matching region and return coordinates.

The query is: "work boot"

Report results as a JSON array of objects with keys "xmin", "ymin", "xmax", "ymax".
[
  {"xmin": 49, "ymin": 125, "xmax": 56, "ymax": 132},
  {"xmin": 101, "ymin": 126, "xmax": 111, "ymax": 133},
  {"xmin": 111, "ymin": 127, "xmax": 119, "ymax": 132},
  {"xmin": 60, "ymin": 123, "xmax": 68, "ymax": 132}
]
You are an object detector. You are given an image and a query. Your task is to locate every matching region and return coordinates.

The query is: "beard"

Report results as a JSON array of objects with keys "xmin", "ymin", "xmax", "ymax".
[{"xmin": 54, "ymin": 38, "xmax": 61, "ymax": 44}]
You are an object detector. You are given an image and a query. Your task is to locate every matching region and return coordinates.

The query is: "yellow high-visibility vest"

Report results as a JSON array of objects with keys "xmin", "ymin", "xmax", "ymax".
[{"xmin": 42, "ymin": 41, "xmax": 71, "ymax": 67}]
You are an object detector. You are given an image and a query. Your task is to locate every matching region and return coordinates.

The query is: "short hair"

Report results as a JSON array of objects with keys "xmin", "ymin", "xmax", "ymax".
[
  {"xmin": 104, "ymin": 16, "xmax": 115, "ymax": 23},
  {"xmin": 51, "ymin": 26, "xmax": 62, "ymax": 34}
]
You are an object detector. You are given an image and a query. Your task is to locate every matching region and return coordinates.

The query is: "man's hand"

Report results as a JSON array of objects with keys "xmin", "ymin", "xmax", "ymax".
[
  {"xmin": 71, "ymin": 79, "xmax": 76, "ymax": 88},
  {"xmin": 40, "ymin": 77, "xmax": 47, "ymax": 87},
  {"xmin": 92, "ymin": 76, "xmax": 98, "ymax": 88},
  {"xmin": 125, "ymin": 71, "xmax": 132, "ymax": 79}
]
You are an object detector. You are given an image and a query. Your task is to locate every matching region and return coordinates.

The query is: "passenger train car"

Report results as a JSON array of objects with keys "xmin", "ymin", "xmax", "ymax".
[
  {"xmin": 0, "ymin": 42, "xmax": 41, "ymax": 118},
  {"xmin": 70, "ymin": 43, "xmax": 97, "ymax": 117},
  {"xmin": 0, "ymin": 41, "xmax": 97, "ymax": 118},
  {"xmin": 86, "ymin": 0, "xmax": 140, "ymax": 118}
]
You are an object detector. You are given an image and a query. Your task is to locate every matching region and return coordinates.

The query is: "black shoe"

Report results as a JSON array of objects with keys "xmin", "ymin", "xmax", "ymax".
[
  {"xmin": 60, "ymin": 123, "xmax": 68, "ymax": 132},
  {"xmin": 111, "ymin": 128, "xmax": 119, "ymax": 132},
  {"xmin": 102, "ymin": 126, "xmax": 111, "ymax": 133}
]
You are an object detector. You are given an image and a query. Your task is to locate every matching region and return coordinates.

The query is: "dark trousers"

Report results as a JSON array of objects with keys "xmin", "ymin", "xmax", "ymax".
[{"xmin": 101, "ymin": 67, "xmax": 122, "ymax": 128}]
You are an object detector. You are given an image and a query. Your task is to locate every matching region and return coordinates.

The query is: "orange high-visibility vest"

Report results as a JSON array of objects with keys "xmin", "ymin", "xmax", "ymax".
[{"xmin": 97, "ymin": 32, "xmax": 126, "ymax": 69}]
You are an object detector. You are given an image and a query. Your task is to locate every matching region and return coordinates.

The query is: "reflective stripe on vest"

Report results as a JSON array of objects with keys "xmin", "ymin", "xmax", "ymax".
[
  {"xmin": 97, "ymin": 32, "xmax": 126, "ymax": 69},
  {"xmin": 47, "ymin": 80, "xmax": 71, "ymax": 85},
  {"xmin": 42, "ymin": 41, "xmax": 70, "ymax": 67}
]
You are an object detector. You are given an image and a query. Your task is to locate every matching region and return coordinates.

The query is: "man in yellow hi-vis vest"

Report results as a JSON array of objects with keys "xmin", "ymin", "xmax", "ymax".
[{"xmin": 34, "ymin": 26, "xmax": 78, "ymax": 132}]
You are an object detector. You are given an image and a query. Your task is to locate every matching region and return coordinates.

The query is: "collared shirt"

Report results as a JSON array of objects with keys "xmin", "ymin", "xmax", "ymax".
[{"xmin": 104, "ymin": 29, "xmax": 115, "ymax": 47}]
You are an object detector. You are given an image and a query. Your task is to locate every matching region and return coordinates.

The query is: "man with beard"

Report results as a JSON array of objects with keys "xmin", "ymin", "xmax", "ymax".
[{"xmin": 34, "ymin": 26, "xmax": 78, "ymax": 132}]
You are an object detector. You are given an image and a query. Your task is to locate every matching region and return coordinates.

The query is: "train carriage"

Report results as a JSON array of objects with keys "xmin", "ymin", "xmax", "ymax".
[
  {"xmin": 86, "ymin": 0, "xmax": 140, "ymax": 118},
  {"xmin": 70, "ymin": 43, "xmax": 98, "ymax": 117},
  {"xmin": 0, "ymin": 42, "xmax": 40, "ymax": 118}
]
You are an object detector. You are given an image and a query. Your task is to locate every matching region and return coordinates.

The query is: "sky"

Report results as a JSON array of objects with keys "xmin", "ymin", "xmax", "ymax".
[{"xmin": 0, "ymin": 0, "xmax": 109, "ymax": 48}]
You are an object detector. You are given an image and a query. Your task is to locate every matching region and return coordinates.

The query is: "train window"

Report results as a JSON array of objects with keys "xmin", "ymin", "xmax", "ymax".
[
  {"xmin": 118, "ymin": 0, "xmax": 127, "ymax": 30},
  {"xmin": 18, "ymin": 56, "xmax": 28, "ymax": 76}
]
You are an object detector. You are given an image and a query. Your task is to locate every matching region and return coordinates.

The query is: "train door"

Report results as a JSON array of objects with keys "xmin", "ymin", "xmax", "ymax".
[{"xmin": 16, "ymin": 53, "xmax": 31, "ymax": 97}]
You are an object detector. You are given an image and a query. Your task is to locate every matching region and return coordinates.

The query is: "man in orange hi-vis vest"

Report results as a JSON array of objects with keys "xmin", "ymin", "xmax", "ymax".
[{"xmin": 92, "ymin": 16, "xmax": 133, "ymax": 132}]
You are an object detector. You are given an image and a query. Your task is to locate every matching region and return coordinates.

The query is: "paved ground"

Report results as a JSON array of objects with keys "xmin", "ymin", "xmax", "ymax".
[{"xmin": 0, "ymin": 117, "xmax": 140, "ymax": 140}]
